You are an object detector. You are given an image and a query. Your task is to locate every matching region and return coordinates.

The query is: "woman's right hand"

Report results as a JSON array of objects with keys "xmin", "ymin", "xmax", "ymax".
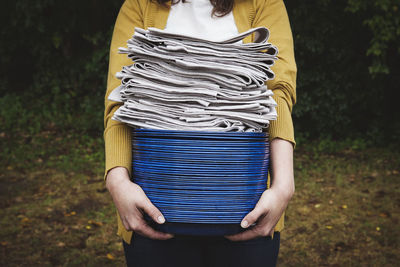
[{"xmin": 105, "ymin": 167, "xmax": 174, "ymax": 240}]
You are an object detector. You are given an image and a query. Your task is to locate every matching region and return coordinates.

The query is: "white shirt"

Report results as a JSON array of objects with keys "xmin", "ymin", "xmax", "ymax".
[{"xmin": 164, "ymin": 0, "xmax": 240, "ymax": 42}]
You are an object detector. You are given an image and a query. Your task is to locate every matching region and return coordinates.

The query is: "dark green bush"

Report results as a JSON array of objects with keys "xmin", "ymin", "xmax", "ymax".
[
  {"xmin": 0, "ymin": 0, "xmax": 399, "ymax": 145},
  {"xmin": 286, "ymin": 0, "xmax": 400, "ymax": 143},
  {"xmin": 0, "ymin": 0, "xmax": 123, "ymax": 134}
]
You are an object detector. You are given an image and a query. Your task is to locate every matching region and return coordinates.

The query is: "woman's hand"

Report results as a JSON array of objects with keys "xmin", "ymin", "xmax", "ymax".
[
  {"xmin": 225, "ymin": 138, "xmax": 295, "ymax": 241},
  {"xmin": 106, "ymin": 167, "xmax": 174, "ymax": 240},
  {"xmin": 225, "ymin": 186, "xmax": 293, "ymax": 241}
]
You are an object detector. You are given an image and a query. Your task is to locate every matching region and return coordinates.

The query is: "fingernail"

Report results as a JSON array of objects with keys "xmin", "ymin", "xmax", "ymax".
[
  {"xmin": 157, "ymin": 216, "xmax": 165, "ymax": 224},
  {"xmin": 241, "ymin": 220, "xmax": 249, "ymax": 228}
]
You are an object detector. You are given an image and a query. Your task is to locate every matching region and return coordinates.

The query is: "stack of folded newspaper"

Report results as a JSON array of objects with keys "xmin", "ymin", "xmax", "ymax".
[{"xmin": 108, "ymin": 27, "xmax": 278, "ymax": 132}]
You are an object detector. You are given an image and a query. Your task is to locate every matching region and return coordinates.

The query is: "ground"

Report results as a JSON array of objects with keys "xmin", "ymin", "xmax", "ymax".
[{"xmin": 0, "ymin": 131, "xmax": 399, "ymax": 266}]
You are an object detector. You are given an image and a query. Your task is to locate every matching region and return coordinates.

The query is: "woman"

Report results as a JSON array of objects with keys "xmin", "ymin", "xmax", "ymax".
[{"xmin": 104, "ymin": 0, "xmax": 296, "ymax": 266}]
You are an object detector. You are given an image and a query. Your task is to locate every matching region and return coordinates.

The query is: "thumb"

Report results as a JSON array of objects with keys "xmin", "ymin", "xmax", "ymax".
[
  {"xmin": 240, "ymin": 206, "xmax": 265, "ymax": 228},
  {"xmin": 141, "ymin": 198, "xmax": 166, "ymax": 224}
]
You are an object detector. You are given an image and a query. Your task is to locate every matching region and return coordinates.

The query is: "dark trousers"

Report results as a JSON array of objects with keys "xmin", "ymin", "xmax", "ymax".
[{"xmin": 123, "ymin": 232, "xmax": 280, "ymax": 267}]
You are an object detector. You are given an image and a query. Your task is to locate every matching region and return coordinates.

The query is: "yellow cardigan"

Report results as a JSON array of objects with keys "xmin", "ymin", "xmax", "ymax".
[{"xmin": 104, "ymin": 0, "xmax": 297, "ymax": 244}]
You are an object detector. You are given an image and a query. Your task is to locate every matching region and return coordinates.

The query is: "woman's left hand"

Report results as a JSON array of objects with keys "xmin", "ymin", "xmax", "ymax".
[
  {"xmin": 226, "ymin": 138, "xmax": 295, "ymax": 241},
  {"xmin": 224, "ymin": 186, "xmax": 293, "ymax": 241}
]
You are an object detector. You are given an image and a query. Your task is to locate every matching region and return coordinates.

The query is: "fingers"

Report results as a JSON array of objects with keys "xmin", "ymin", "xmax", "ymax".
[
  {"xmin": 121, "ymin": 212, "xmax": 174, "ymax": 240},
  {"xmin": 225, "ymin": 227, "xmax": 260, "ymax": 241},
  {"xmin": 134, "ymin": 222, "xmax": 174, "ymax": 240},
  {"xmin": 139, "ymin": 196, "xmax": 166, "ymax": 224},
  {"xmin": 225, "ymin": 203, "xmax": 272, "ymax": 241},
  {"xmin": 135, "ymin": 196, "xmax": 174, "ymax": 239},
  {"xmin": 114, "ymin": 182, "xmax": 174, "ymax": 240},
  {"xmin": 225, "ymin": 222, "xmax": 274, "ymax": 241},
  {"xmin": 240, "ymin": 205, "xmax": 266, "ymax": 229}
]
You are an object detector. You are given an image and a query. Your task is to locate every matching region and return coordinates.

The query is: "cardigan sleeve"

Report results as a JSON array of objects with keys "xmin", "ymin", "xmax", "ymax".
[
  {"xmin": 104, "ymin": 0, "xmax": 144, "ymax": 181},
  {"xmin": 252, "ymin": 0, "xmax": 297, "ymax": 147}
]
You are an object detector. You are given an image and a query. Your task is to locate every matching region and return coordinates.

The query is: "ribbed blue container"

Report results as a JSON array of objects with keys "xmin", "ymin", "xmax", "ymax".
[{"xmin": 131, "ymin": 128, "xmax": 269, "ymax": 235}]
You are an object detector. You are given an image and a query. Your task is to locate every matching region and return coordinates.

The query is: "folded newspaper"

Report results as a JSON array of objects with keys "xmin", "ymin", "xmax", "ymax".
[{"xmin": 108, "ymin": 27, "xmax": 278, "ymax": 132}]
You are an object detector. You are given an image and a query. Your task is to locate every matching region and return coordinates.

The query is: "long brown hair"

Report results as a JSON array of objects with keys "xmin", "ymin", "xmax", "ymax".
[{"xmin": 156, "ymin": 0, "xmax": 234, "ymax": 17}]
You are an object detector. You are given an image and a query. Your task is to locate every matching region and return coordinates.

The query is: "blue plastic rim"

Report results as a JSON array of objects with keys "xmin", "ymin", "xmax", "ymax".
[{"xmin": 131, "ymin": 128, "xmax": 270, "ymax": 235}]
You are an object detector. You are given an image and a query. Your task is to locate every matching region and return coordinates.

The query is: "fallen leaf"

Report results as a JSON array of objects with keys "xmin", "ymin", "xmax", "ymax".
[
  {"xmin": 314, "ymin": 204, "xmax": 321, "ymax": 208},
  {"xmin": 1, "ymin": 241, "xmax": 8, "ymax": 246},
  {"xmin": 85, "ymin": 225, "xmax": 91, "ymax": 230},
  {"xmin": 106, "ymin": 253, "xmax": 115, "ymax": 260},
  {"xmin": 376, "ymin": 226, "xmax": 380, "ymax": 231},
  {"xmin": 325, "ymin": 225, "xmax": 333, "ymax": 229},
  {"xmin": 57, "ymin": 242, "xmax": 66, "ymax": 247},
  {"xmin": 379, "ymin": 212, "xmax": 390, "ymax": 218},
  {"xmin": 88, "ymin": 220, "xmax": 103, "ymax": 227},
  {"xmin": 20, "ymin": 217, "xmax": 31, "ymax": 224},
  {"xmin": 341, "ymin": 204, "xmax": 348, "ymax": 209},
  {"xmin": 393, "ymin": 170, "xmax": 399, "ymax": 175},
  {"xmin": 64, "ymin": 211, "xmax": 77, "ymax": 217}
]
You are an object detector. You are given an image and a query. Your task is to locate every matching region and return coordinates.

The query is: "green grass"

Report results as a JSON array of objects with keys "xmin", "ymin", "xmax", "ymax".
[
  {"xmin": 279, "ymin": 145, "xmax": 400, "ymax": 266},
  {"xmin": 0, "ymin": 131, "xmax": 399, "ymax": 266}
]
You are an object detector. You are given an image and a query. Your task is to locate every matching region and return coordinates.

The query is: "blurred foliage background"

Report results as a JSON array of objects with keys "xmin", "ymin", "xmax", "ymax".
[
  {"xmin": 1, "ymin": 1, "xmax": 399, "ymax": 265},
  {"xmin": 0, "ymin": 0, "xmax": 399, "ymax": 143}
]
